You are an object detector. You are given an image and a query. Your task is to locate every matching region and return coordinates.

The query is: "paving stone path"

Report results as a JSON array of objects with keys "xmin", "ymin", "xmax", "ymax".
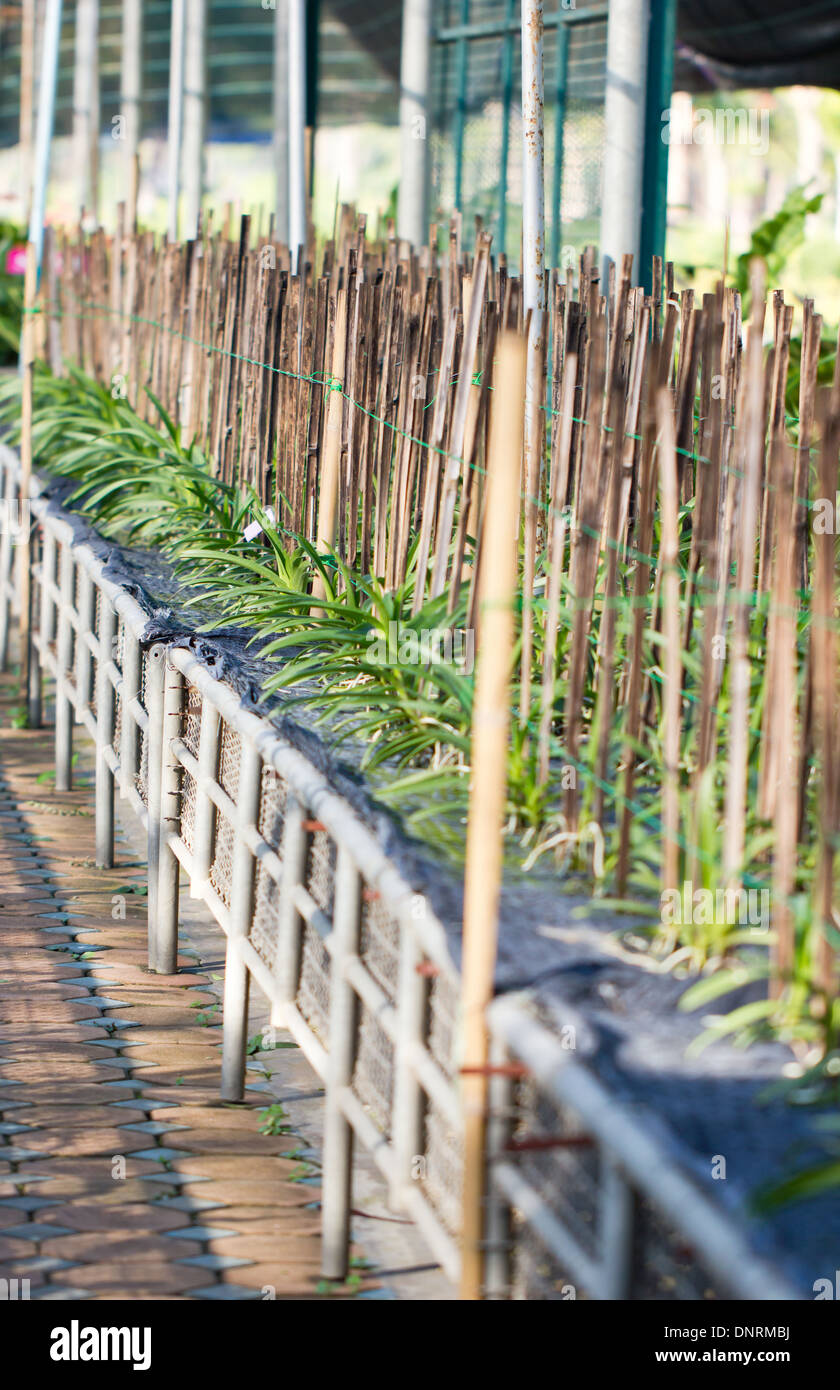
[{"xmin": 0, "ymin": 671, "xmax": 367, "ymax": 1301}]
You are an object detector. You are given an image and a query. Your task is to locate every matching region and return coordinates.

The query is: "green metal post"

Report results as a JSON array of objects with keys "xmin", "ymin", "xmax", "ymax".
[
  {"xmin": 498, "ymin": 0, "xmax": 515, "ymax": 258},
  {"xmin": 550, "ymin": 20, "xmax": 568, "ymax": 271},
  {"xmin": 306, "ymin": 0, "xmax": 320, "ymax": 197},
  {"xmin": 639, "ymin": 0, "xmax": 677, "ymax": 291},
  {"xmin": 453, "ymin": 0, "xmax": 469, "ymax": 212}
]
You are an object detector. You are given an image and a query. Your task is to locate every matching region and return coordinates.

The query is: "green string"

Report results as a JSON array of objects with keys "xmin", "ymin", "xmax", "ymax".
[{"xmin": 30, "ymin": 294, "xmax": 834, "ymax": 620}]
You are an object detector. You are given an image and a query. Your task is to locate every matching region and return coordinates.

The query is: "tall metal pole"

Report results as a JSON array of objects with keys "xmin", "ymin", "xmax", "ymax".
[
  {"xmin": 166, "ymin": 0, "xmax": 187, "ymax": 243},
  {"xmin": 497, "ymin": 0, "xmax": 515, "ymax": 258},
  {"xmin": 397, "ymin": 0, "xmax": 432, "ymax": 248},
  {"xmin": 121, "ymin": 0, "xmax": 143, "ymax": 228},
  {"xmin": 288, "ymin": 0, "xmax": 308, "ymax": 261},
  {"xmin": 73, "ymin": 0, "xmax": 99, "ymax": 224},
  {"xmin": 272, "ymin": 0, "xmax": 289, "ymax": 244},
  {"xmin": 639, "ymin": 0, "xmax": 677, "ymax": 289},
  {"xmin": 599, "ymin": 0, "xmax": 650, "ymax": 277},
  {"xmin": 182, "ymin": 0, "xmax": 207, "ymax": 239}
]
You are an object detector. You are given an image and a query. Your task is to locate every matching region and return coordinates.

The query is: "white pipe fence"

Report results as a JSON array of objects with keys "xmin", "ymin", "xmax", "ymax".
[{"xmin": 0, "ymin": 440, "xmax": 806, "ymax": 1301}]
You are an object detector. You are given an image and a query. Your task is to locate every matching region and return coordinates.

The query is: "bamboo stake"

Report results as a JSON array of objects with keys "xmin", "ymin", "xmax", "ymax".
[
  {"xmin": 312, "ymin": 286, "xmax": 347, "ymax": 600},
  {"xmin": 723, "ymin": 266, "xmax": 765, "ymax": 890},
  {"xmin": 657, "ymin": 388, "xmax": 681, "ymax": 894},
  {"xmin": 460, "ymin": 332, "xmax": 526, "ymax": 1302}
]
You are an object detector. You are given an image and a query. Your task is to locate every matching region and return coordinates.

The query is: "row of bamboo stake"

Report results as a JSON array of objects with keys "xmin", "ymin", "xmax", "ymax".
[{"xmin": 28, "ymin": 211, "xmax": 840, "ymax": 990}]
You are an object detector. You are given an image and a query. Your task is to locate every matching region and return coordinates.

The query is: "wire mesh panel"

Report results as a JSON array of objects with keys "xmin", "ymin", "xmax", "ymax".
[
  {"xmin": 210, "ymin": 720, "xmax": 241, "ymax": 908},
  {"xmin": 251, "ymin": 766, "xmax": 288, "ymax": 972},
  {"xmin": 296, "ymin": 827, "xmax": 337, "ymax": 1042},
  {"xmin": 423, "ymin": 1099, "xmax": 463, "ymax": 1236},
  {"xmin": 179, "ymin": 691, "xmax": 203, "ymax": 856},
  {"xmin": 430, "ymin": 0, "xmax": 608, "ymax": 266},
  {"xmin": 632, "ymin": 1201, "xmax": 726, "ymax": 1301},
  {"xmin": 508, "ymin": 1076, "xmax": 601, "ymax": 1298},
  {"xmin": 137, "ymin": 648, "xmax": 151, "ymax": 807},
  {"xmin": 112, "ymin": 616, "xmax": 126, "ymax": 753},
  {"xmin": 352, "ymin": 1001, "xmax": 395, "ymax": 1135}
]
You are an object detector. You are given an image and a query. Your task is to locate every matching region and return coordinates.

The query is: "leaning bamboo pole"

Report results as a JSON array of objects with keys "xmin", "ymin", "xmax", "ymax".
[{"xmin": 460, "ymin": 332, "xmax": 526, "ymax": 1302}]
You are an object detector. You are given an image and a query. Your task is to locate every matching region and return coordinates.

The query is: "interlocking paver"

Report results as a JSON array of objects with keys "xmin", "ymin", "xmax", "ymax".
[
  {"xmin": 0, "ymin": 671, "xmax": 328, "ymax": 1301},
  {"xmin": 44, "ymin": 1202, "xmax": 191, "ymax": 1233}
]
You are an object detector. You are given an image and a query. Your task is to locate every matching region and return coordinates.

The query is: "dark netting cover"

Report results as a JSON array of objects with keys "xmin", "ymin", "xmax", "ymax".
[{"xmin": 675, "ymin": 0, "xmax": 840, "ymax": 92}]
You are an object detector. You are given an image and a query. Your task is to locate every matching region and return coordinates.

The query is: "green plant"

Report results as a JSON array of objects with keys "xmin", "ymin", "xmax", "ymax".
[
  {"xmin": 257, "ymin": 1103, "xmax": 289, "ymax": 1135},
  {"xmin": 735, "ymin": 184, "xmax": 825, "ymax": 303}
]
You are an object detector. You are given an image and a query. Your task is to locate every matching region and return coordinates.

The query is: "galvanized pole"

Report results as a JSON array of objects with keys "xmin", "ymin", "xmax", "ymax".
[
  {"xmin": 73, "ymin": 0, "xmax": 100, "ymax": 225},
  {"xmin": 121, "ymin": 0, "xmax": 143, "ymax": 229},
  {"xmin": 397, "ymin": 0, "xmax": 432, "ymax": 248},
  {"xmin": 288, "ymin": 0, "xmax": 308, "ymax": 261},
  {"xmin": 272, "ymin": 0, "xmax": 289, "ymax": 245},
  {"xmin": 599, "ymin": 0, "xmax": 650, "ymax": 277},
  {"xmin": 182, "ymin": 0, "xmax": 206, "ymax": 240},
  {"xmin": 166, "ymin": 0, "xmax": 187, "ymax": 242}
]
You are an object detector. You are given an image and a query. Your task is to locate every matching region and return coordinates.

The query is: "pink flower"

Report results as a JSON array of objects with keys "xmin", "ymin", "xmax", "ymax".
[{"xmin": 4, "ymin": 245, "xmax": 26, "ymax": 276}]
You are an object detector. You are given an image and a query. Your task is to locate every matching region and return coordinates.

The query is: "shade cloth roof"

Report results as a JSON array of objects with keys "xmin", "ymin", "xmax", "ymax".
[{"xmin": 673, "ymin": 0, "xmax": 840, "ymax": 92}]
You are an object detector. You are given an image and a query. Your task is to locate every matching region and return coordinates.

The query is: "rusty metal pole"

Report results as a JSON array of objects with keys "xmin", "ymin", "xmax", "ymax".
[{"xmin": 521, "ymin": 0, "xmax": 545, "ymax": 320}]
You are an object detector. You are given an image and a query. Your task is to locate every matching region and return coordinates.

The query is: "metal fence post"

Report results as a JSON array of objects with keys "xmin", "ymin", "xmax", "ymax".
[
  {"xmin": 390, "ymin": 918, "xmax": 426, "ymax": 1212},
  {"xmin": 321, "ymin": 845, "xmax": 361, "ymax": 1280},
  {"xmin": 599, "ymin": 1152, "xmax": 636, "ymax": 1299},
  {"xmin": 95, "ymin": 596, "xmax": 116, "ymax": 867},
  {"xmin": 54, "ymin": 544, "xmax": 74, "ymax": 791},
  {"xmin": 151, "ymin": 656, "xmax": 183, "ymax": 973},
  {"xmin": 220, "ymin": 739, "xmax": 262, "ymax": 1101},
  {"xmin": 26, "ymin": 523, "xmax": 41, "ymax": 729},
  {"xmin": 0, "ymin": 465, "xmax": 16, "ymax": 671},
  {"xmin": 145, "ymin": 644, "xmax": 166, "ymax": 965}
]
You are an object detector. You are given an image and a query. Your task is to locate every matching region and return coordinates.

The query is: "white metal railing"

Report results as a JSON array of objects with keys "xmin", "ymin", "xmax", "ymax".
[
  {"xmin": 0, "ymin": 441, "xmax": 464, "ymax": 1286},
  {"xmin": 0, "ymin": 438, "xmax": 807, "ymax": 1301}
]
